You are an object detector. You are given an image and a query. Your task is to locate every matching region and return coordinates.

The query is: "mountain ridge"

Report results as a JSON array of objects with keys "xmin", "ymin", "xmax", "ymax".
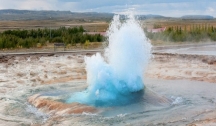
[{"xmin": 0, "ymin": 9, "xmax": 215, "ymax": 21}]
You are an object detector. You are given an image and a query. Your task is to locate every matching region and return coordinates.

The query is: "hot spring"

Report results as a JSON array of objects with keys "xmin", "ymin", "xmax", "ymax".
[{"xmin": 66, "ymin": 14, "xmax": 152, "ymax": 107}]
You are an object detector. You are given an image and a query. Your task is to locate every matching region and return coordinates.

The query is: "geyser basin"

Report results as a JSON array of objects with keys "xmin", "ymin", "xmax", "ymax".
[
  {"xmin": 2, "ymin": 44, "xmax": 216, "ymax": 125},
  {"xmin": 66, "ymin": 13, "xmax": 152, "ymax": 107}
]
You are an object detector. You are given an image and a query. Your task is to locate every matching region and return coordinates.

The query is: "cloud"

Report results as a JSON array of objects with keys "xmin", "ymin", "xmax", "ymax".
[
  {"xmin": 69, "ymin": 1, "xmax": 216, "ymax": 17},
  {"xmin": 0, "ymin": 0, "xmax": 77, "ymax": 11},
  {"xmin": 19, "ymin": 0, "xmax": 56, "ymax": 10},
  {"xmin": 0, "ymin": 0, "xmax": 216, "ymax": 17},
  {"xmin": 207, "ymin": 7, "xmax": 215, "ymax": 12}
]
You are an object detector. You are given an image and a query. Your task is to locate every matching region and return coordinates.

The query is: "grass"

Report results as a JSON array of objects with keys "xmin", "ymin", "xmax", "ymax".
[
  {"xmin": 0, "ymin": 42, "xmax": 106, "ymax": 53},
  {"xmin": 142, "ymin": 18, "xmax": 216, "ymax": 30},
  {"xmin": 0, "ymin": 19, "xmax": 109, "ymax": 32}
]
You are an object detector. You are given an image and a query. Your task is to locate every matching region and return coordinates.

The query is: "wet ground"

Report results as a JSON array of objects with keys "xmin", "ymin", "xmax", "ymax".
[
  {"xmin": 1, "ymin": 78, "xmax": 216, "ymax": 126},
  {"xmin": 0, "ymin": 43, "xmax": 216, "ymax": 125},
  {"xmin": 154, "ymin": 42, "xmax": 216, "ymax": 56}
]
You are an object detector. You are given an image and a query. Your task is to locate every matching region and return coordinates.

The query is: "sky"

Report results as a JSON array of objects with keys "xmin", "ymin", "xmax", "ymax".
[{"xmin": 0, "ymin": 0, "xmax": 216, "ymax": 17}]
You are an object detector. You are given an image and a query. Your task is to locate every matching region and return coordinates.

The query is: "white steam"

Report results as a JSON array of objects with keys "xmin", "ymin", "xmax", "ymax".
[{"xmin": 67, "ymin": 13, "xmax": 152, "ymax": 106}]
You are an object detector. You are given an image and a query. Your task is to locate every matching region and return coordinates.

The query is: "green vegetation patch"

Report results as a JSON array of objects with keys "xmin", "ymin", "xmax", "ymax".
[
  {"xmin": 0, "ymin": 26, "xmax": 104, "ymax": 49},
  {"xmin": 145, "ymin": 24, "xmax": 216, "ymax": 42}
]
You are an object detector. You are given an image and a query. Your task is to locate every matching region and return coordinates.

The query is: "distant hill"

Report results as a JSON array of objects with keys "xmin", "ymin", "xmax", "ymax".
[
  {"xmin": 117, "ymin": 14, "xmax": 166, "ymax": 21},
  {"xmin": 0, "ymin": 9, "xmax": 114, "ymax": 21},
  {"xmin": 138, "ymin": 14, "xmax": 166, "ymax": 19},
  {"xmin": 181, "ymin": 15, "xmax": 214, "ymax": 20},
  {"xmin": 3, "ymin": 9, "xmax": 214, "ymax": 21},
  {"xmin": 0, "ymin": 9, "xmax": 170, "ymax": 21}
]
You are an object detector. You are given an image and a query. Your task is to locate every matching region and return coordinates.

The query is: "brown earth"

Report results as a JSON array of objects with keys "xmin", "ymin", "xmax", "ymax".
[
  {"xmin": 28, "ymin": 94, "xmax": 97, "ymax": 116},
  {"xmin": 146, "ymin": 53, "xmax": 216, "ymax": 84}
]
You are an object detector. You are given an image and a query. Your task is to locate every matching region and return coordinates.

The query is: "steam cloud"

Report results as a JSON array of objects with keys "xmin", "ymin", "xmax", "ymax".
[{"xmin": 67, "ymin": 13, "xmax": 152, "ymax": 107}]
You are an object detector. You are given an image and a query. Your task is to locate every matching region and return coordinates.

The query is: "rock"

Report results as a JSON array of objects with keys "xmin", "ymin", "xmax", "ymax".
[
  {"xmin": 44, "ymin": 74, "xmax": 48, "ymax": 78},
  {"xmin": 48, "ymin": 53, "xmax": 55, "ymax": 56},
  {"xmin": 16, "ymin": 72, "xmax": 25, "ymax": 77},
  {"xmin": 0, "ymin": 56, "xmax": 8, "ymax": 63},
  {"xmin": 58, "ymin": 71, "xmax": 67, "ymax": 75},
  {"xmin": 30, "ymin": 71, "xmax": 37, "ymax": 76},
  {"xmin": 28, "ymin": 94, "xmax": 97, "ymax": 116},
  {"xmin": 17, "ymin": 80, "xmax": 25, "ymax": 84},
  {"xmin": 30, "ymin": 56, "xmax": 39, "ymax": 61},
  {"xmin": 67, "ymin": 56, "xmax": 73, "ymax": 59},
  {"xmin": 30, "ymin": 79, "xmax": 37, "ymax": 82},
  {"xmin": 77, "ymin": 59, "xmax": 84, "ymax": 63}
]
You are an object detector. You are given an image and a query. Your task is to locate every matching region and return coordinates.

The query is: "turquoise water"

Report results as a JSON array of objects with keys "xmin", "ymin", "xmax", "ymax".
[{"xmin": 66, "ymin": 13, "xmax": 151, "ymax": 107}]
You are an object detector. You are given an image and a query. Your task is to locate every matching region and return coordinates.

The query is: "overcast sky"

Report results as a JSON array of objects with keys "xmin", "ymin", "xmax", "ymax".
[{"xmin": 0, "ymin": 0, "xmax": 216, "ymax": 17}]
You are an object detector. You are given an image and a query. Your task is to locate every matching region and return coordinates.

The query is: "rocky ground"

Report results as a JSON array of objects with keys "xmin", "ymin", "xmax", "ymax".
[
  {"xmin": 0, "ymin": 53, "xmax": 87, "ymax": 86},
  {"xmin": 146, "ymin": 53, "xmax": 216, "ymax": 83},
  {"xmin": 0, "ymin": 53, "xmax": 90, "ymax": 125},
  {"xmin": 0, "ymin": 51, "xmax": 216, "ymax": 125},
  {"xmin": 146, "ymin": 53, "xmax": 216, "ymax": 126}
]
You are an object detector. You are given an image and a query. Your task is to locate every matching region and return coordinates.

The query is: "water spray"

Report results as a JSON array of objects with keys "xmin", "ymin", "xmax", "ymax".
[{"xmin": 67, "ymin": 13, "xmax": 152, "ymax": 107}]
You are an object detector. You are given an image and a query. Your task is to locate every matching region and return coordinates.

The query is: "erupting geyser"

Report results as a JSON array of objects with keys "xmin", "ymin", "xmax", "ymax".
[{"xmin": 67, "ymin": 13, "xmax": 152, "ymax": 107}]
